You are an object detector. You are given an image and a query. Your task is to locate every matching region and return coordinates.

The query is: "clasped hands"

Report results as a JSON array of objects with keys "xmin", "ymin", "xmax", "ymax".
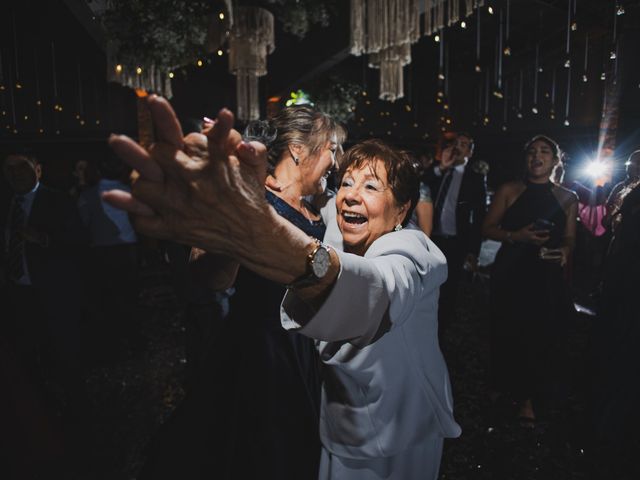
[{"xmin": 103, "ymin": 95, "xmax": 269, "ymax": 257}]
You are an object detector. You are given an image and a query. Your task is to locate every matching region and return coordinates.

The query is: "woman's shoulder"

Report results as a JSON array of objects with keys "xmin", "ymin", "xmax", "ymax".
[
  {"xmin": 496, "ymin": 180, "xmax": 525, "ymax": 199},
  {"xmin": 366, "ymin": 229, "xmax": 446, "ymax": 269},
  {"xmin": 552, "ymin": 183, "xmax": 579, "ymax": 204}
]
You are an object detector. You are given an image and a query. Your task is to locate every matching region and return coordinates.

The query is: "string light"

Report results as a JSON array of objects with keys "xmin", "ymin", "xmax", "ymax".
[
  {"xmin": 196, "ymin": 60, "xmax": 203, "ymax": 67},
  {"xmin": 460, "ymin": 21, "xmax": 467, "ymax": 29},
  {"xmin": 136, "ymin": 66, "xmax": 142, "ymax": 74},
  {"xmin": 488, "ymin": 6, "xmax": 494, "ymax": 15},
  {"xmin": 115, "ymin": 64, "xmax": 123, "ymax": 73},
  {"xmin": 169, "ymin": 72, "xmax": 174, "ymax": 79},
  {"xmin": 434, "ymin": 35, "xmax": 440, "ymax": 43},
  {"xmin": 217, "ymin": 50, "xmax": 224, "ymax": 56},
  {"xmin": 219, "ymin": 12, "xmax": 225, "ymax": 20}
]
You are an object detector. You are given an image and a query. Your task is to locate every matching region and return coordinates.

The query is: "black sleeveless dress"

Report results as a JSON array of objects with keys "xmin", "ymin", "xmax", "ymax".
[
  {"xmin": 140, "ymin": 191, "xmax": 325, "ymax": 480},
  {"xmin": 489, "ymin": 181, "xmax": 570, "ymax": 410}
]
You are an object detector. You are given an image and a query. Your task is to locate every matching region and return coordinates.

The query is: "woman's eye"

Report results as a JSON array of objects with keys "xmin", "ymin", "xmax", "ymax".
[
  {"xmin": 341, "ymin": 179, "xmax": 354, "ymax": 187},
  {"xmin": 365, "ymin": 183, "xmax": 380, "ymax": 191}
]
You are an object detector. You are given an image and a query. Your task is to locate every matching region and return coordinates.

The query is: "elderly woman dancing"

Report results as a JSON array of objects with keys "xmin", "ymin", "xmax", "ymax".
[{"xmin": 106, "ymin": 96, "xmax": 460, "ymax": 480}]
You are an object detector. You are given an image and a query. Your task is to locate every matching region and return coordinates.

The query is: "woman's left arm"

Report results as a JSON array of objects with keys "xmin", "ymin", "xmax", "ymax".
[{"xmin": 559, "ymin": 193, "xmax": 578, "ymax": 267}]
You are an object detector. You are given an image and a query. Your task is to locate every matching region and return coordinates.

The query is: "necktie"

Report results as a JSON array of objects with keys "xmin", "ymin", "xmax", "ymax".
[
  {"xmin": 434, "ymin": 169, "xmax": 454, "ymax": 229},
  {"xmin": 7, "ymin": 196, "xmax": 25, "ymax": 281}
]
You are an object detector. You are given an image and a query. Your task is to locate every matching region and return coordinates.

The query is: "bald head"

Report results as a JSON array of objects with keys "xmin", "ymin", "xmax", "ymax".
[{"xmin": 3, "ymin": 154, "xmax": 41, "ymax": 194}]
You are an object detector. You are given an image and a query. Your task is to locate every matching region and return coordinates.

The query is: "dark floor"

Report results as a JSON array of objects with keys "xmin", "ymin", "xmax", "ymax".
[{"xmin": 39, "ymin": 262, "xmax": 638, "ymax": 479}]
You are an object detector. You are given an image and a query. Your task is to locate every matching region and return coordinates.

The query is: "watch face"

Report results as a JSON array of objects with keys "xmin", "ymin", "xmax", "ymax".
[{"xmin": 311, "ymin": 246, "xmax": 331, "ymax": 278}]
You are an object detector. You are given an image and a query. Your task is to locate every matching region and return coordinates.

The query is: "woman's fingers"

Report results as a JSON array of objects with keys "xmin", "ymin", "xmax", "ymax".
[
  {"xmin": 147, "ymin": 95, "xmax": 184, "ymax": 150},
  {"xmin": 101, "ymin": 190, "xmax": 156, "ymax": 216},
  {"xmin": 206, "ymin": 109, "xmax": 236, "ymax": 161},
  {"xmin": 109, "ymin": 134, "xmax": 164, "ymax": 182}
]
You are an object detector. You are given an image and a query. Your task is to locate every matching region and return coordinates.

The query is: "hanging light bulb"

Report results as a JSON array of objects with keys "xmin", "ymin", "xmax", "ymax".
[
  {"xmin": 169, "ymin": 72, "xmax": 174, "ymax": 79},
  {"xmin": 196, "ymin": 60, "xmax": 203, "ymax": 67},
  {"xmin": 434, "ymin": 35, "xmax": 440, "ymax": 43},
  {"xmin": 582, "ymin": 74, "xmax": 588, "ymax": 82},
  {"xmin": 517, "ymin": 111, "xmax": 523, "ymax": 119},
  {"xmin": 219, "ymin": 12, "xmax": 225, "ymax": 20},
  {"xmin": 217, "ymin": 49, "xmax": 224, "ymax": 56},
  {"xmin": 564, "ymin": 59, "xmax": 571, "ymax": 68},
  {"xmin": 483, "ymin": 115, "xmax": 490, "ymax": 125},
  {"xmin": 475, "ymin": 64, "xmax": 482, "ymax": 73},
  {"xmin": 564, "ymin": 118, "xmax": 570, "ymax": 126},
  {"xmin": 610, "ymin": 51, "xmax": 617, "ymax": 60},
  {"xmin": 532, "ymin": 106, "xmax": 539, "ymax": 114},
  {"xmin": 488, "ymin": 6, "xmax": 494, "ymax": 15},
  {"xmin": 550, "ymin": 109, "xmax": 556, "ymax": 119},
  {"xmin": 461, "ymin": 21, "xmax": 467, "ymax": 29},
  {"xmin": 601, "ymin": 72, "xmax": 606, "ymax": 80},
  {"xmin": 571, "ymin": 22, "xmax": 578, "ymax": 31},
  {"xmin": 504, "ymin": 46, "xmax": 511, "ymax": 56},
  {"xmin": 616, "ymin": 5, "xmax": 625, "ymax": 16},
  {"xmin": 438, "ymin": 72, "xmax": 445, "ymax": 80},
  {"xmin": 136, "ymin": 66, "xmax": 143, "ymax": 74},
  {"xmin": 502, "ymin": 125, "xmax": 507, "ymax": 131}
]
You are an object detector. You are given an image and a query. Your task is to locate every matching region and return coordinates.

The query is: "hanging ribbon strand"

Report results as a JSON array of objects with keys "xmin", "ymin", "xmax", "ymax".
[
  {"xmin": 532, "ymin": 45, "xmax": 539, "ymax": 113},
  {"xmin": 564, "ymin": 63, "xmax": 572, "ymax": 126},
  {"xmin": 565, "ymin": 0, "xmax": 572, "ymax": 68},
  {"xmin": 582, "ymin": 33, "xmax": 589, "ymax": 82},
  {"xmin": 33, "ymin": 46, "xmax": 42, "ymax": 131},
  {"xmin": 504, "ymin": 0, "xmax": 511, "ymax": 55},
  {"xmin": 495, "ymin": 8, "xmax": 503, "ymax": 97},
  {"xmin": 424, "ymin": 0, "xmax": 434, "ymax": 36},
  {"xmin": 475, "ymin": 4, "xmax": 482, "ymax": 72},
  {"xmin": 12, "ymin": 10, "xmax": 21, "ymax": 88},
  {"xmin": 517, "ymin": 69, "xmax": 523, "ymax": 118}
]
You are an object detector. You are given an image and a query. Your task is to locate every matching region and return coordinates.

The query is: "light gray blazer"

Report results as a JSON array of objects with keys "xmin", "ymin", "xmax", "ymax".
[{"xmin": 281, "ymin": 198, "xmax": 461, "ymax": 460}]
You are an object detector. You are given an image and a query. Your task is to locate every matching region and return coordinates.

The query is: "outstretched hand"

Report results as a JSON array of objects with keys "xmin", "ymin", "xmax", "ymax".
[{"xmin": 103, "ymin": 95, "xmax": 269, "ymax": 256}]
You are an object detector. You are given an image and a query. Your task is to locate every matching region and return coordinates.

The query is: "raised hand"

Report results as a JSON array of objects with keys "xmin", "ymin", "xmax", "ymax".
[
  {"xmin": 440, "ymin": 146, "xmax": 455, "ymax": 171},
  {"xmin": 103, "ymin": 95, "xmax": 269, "ymax": 256}
]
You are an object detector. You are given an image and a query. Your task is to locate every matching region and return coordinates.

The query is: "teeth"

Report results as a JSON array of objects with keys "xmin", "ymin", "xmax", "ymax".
[{"xmin": 343, "ymin": 211, "xmax": 367, "ymax": 223}]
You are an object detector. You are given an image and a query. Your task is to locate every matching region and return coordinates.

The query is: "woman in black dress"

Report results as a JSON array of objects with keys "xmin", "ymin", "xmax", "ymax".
[
  {"xmin": 139, "ymin": 106, "xmax": 345, "ymax": 480},
  {"xmin": 482, "ymin": 135, "xmax": 578, "ymax": 424}
]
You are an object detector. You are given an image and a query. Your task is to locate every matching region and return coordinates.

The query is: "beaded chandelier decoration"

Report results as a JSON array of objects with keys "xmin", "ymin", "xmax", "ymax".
[{"xmin": 228, "ymin": 6, "xmax": 275, "ymax": 121}]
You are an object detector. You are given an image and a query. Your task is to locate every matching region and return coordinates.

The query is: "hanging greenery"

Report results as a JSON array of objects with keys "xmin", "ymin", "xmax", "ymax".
[
  {"xmin": 100, "ymin": 0, "xmax": 215, "ymax": 71},
  {"xmin": 311, "ymin": 76, "xmax": 362, "ymax": 124},
  {"xmin": 265, "ymin": 0, "xmax": 338, "ymax": 39}
]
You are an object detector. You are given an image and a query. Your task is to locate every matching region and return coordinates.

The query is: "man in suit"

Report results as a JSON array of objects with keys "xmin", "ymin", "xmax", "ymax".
[
  {"xmin": 425, "ymin": 132, "xmax": 487, "ymax": 331},
  {"xmin": 1, "ymin": 153, "xmax": 88, "ymax": 427}
]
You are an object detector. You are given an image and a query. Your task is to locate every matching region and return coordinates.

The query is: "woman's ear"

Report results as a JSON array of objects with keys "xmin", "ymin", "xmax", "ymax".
[
  {"xmin": 288, "ymin": 143, "xmax": 305, "ymax": 165},
  {"xmin": 395, "ymin": 201, "xmax": 411, "ymax": 226}
]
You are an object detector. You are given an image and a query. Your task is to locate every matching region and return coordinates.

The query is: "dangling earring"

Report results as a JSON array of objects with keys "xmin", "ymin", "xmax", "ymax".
[{"xmin": 394, "ymin": 224, "xmax": 403, "ymax": 232}]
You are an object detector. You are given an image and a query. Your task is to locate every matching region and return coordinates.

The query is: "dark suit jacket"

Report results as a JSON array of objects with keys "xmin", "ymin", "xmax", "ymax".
[
  {"xmin": 1, "ymin": 185, "xmax": 88, "ymax": 289},
  {"xmin": 425, "ymin": 162, "xmax": 488, "ymax": 257}
]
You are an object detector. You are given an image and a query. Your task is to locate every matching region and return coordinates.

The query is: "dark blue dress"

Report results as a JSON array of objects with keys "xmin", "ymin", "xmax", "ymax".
[{"xmin": 139, "ymin": 191, "xmax": 325, "ymax": 480}]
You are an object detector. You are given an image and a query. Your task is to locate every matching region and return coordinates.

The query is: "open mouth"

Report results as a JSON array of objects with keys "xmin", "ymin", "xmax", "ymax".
[
  {"xmin": 531, "ymin": 160, "xmax": 544, "ymax": 168},
  {"xmin": 342, "ymin": 211, "xmax": 368, "ymax": 225}
]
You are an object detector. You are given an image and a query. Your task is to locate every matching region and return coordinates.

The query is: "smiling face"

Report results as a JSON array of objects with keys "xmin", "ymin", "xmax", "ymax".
[
  {"xmin": 525, "ymin": 139, "xmax": 558, "ymax": 182},
  {"xmin": 336, "ymin": 159, "xmax": 409, "ymax": 256},
  {"xmin": 297, "ymin": 135, "xmax": 339, "ymax": 196}
]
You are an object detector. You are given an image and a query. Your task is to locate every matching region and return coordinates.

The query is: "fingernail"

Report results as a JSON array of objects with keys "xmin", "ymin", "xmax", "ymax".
[{"xmin": 203, "ymin": 116, "xmax": 214, "ymax": 123}]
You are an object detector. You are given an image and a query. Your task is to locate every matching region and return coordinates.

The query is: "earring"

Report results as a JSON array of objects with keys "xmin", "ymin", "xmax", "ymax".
[
  {"xmin": 288, "ymin": 145, "xmax": 300, "ymax": 165},
  {"xmin": 394, "ymin": 224, "xmax": 403, "ymax": 232}
]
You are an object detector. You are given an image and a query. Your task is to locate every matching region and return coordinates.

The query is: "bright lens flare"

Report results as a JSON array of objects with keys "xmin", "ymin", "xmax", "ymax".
[{"xmin": 583, "ymin": 160, "xmax": 610, "ymax": 179}]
